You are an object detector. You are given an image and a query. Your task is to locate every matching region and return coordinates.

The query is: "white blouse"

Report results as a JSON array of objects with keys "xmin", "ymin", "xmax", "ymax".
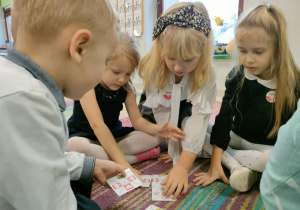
[{"xmin": 144, "ymin": 71, "xmax": 217, "ymax": 165}]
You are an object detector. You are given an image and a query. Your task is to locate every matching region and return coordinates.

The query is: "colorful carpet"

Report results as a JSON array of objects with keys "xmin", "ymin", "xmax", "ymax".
[
  {"xmin": 92, "ymin": 159, "xmax": 263, "ymax": 210},
  {"xmin": 63, "ymin": 98, "xmax": 264, "ymax": 209},
  {"xmin": 90, "ymin": 102, "xmax": 264, "ymax": 210}
]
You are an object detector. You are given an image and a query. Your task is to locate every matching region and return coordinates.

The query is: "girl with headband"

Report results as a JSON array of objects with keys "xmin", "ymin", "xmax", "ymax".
[{"xmin": 138, "ymin": 2, "xmax": 215, "ymax": 199}]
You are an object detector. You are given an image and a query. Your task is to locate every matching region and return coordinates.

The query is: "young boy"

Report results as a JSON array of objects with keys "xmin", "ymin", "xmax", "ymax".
[{"xmin": 0, "ymin": 1, "xmax": 125, "ymax": 210}]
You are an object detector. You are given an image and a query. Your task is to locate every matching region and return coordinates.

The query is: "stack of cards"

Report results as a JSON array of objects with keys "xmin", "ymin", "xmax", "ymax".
[
  {"xmin": 151, "ymin": 175, "xmax": 176, "ymax": 201},
  {"xmin": 107, "ymin": 170, "xmax": 176, "ymax": 203},
  {"xmin": 106, "ymin": 168, "xmax": 142, "ymax": 196}
]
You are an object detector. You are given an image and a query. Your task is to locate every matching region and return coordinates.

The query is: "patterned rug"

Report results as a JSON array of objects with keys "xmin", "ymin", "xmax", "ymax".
[{"xmin": 90, "ymin": 102, "xmax": 265, "ymax": 210}]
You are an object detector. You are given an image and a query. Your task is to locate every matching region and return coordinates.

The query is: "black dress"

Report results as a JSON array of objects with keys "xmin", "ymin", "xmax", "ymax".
[{"xmin": 68, "ymin": 84, "xmax": 134, "ymax": 142}]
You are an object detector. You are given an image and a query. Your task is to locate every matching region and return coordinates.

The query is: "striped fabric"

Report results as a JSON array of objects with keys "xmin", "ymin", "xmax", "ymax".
[{"xmin": 92, "ymin": 159, "xmax": 264, "ymax": 209}]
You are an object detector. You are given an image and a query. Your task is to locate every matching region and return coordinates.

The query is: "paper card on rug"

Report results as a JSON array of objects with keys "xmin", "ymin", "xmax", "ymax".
[
  {"xmin": 140, "ymin": 175, "xmax": 152, "ymax": 187},
  {"xmin": 152, "ymin": 175, "xmax": 176, "ymax": 201},
  {"xmin": 145, "ymin": 204, "xmax": 164, "ymax": 210},
  {"xmin": 106, "ymin": 168, "xmax": 142, "ymax": 196}
]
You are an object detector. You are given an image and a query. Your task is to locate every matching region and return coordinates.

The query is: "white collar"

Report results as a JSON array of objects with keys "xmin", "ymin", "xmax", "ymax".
[{"xmin": 245, "ymin": 71, "xmax": 276, "ymax": 89}]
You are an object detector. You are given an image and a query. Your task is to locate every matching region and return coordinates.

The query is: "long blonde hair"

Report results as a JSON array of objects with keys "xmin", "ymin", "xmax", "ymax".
[
  {"xmin": 138, "ymin": 2, "xmax": 214, "ymax": 92},
  {"xmin": 235, "ymin": 4, "xmax": 300, "ymax": 138}
]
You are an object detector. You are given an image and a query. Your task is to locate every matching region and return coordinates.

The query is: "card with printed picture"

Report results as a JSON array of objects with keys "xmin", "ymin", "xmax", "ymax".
[
  {"xmin": 140, "ymin": 175, "xmax": 152, "ymax": 187},
  {"xmin": 145, "ymin": 204, "xmax": 164, "ymax": 210},
  {"xmin": 106, "ymin": 168, "xmax": 142, "ymax": 196},
  {"xmin": 151, "ymin": 175, "xmax": 176, "ymax": 201}
]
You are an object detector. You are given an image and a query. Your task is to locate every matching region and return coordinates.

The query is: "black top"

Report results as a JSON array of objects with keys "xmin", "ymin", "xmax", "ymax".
[
  {"xmin": 210, "ymin": 66, "xmax": 297, "ymax": 150},
  {"xmin": 68, "ymin": 83, "xmax": 134, "ymax": 140}
]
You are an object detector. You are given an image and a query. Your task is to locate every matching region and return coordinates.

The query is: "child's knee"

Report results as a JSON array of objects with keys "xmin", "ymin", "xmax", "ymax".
[{"xmin": 66, "ymin": 137, "xmax": 89, "ymax": 153}]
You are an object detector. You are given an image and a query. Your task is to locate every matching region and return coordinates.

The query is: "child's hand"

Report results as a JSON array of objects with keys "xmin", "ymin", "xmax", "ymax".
[
  {"xmin": 158, "ymin": 151, "xmax": 173, "ymax": 163},
  {"xmin": 193, "ymin": 164, "xmax": 229, "ymax": 187},
  {"xmin": 156, "ymin": 121, "xmax": 185, "ymax": 142},
  {"xmin": 130, "ymin": 167, "xmax": 142, "ymax": 181},
  {"xmin": 93, "ymin": 159, "xmax": 126, "ymax": 186},
  {"xmin": 161, "ymin": 164, "xmax": 189, "ymax": 199}
]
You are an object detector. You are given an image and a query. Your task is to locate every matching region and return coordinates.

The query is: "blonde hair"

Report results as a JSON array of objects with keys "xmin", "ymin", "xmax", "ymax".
[
  {"xmin": 11, "ymin": 0, "xmax": 118, "ymax": 43},
  {"xmin": 110, "ymin": 33, "xmax": 140, "ymax": 92},
  {"xmin": 234, "ymin": 4, "xmax": 300, "ymax": 138},
  {"xmin": 138, "ymin": 2, "xmax": 214, "ymax": 92},
  {"xmin": 114, "ymin": 33, "xmax": 140, "ymax": 71}
]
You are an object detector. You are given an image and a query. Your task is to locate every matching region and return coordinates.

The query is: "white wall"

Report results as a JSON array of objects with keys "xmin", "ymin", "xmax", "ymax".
[{"xmin": 131, "ymin": 0, "xmax": 157, "ymax": 84}]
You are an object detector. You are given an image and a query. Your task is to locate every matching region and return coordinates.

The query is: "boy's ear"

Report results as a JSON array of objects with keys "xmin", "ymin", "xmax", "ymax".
[{"xmin": 69, "ymin": 29, "xmax": 92, "ymax": 63}]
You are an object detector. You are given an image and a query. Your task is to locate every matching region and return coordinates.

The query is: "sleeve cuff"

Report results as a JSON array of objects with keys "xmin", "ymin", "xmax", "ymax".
[{"xmin": 80, "ymin": 156, "xmax": 95, "ymax": 182}]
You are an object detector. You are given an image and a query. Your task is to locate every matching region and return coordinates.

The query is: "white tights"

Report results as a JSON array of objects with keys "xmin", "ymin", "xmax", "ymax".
[
  {"xmin": 201, "ymin": 123, "xmax": 273, "ymax": 173},
  {"xmin": 66, "ymin": 131, "xmax": 162, "ymax": 165}
]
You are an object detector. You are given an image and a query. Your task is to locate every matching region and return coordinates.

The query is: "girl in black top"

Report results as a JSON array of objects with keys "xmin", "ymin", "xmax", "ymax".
[
  {"xmin": 66, "ymin": 33, "xmax": 185, "ymax": 179},
  {"xmin": 193, "ymin": 4, "xmax": 300, "ymax": 192}
]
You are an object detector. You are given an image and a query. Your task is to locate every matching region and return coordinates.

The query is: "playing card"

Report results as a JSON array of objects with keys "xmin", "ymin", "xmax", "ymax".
[
  {"xmin": 140, "ymin": 175, "xmax": 152, "ymax": 187},
  {"xmin": 106, "ymin": 168, "xmax": 142, "ymax": 196},
  {"xmin": 145, "ymin": 204, "xmax": 164, "ymax": 210},
  {"xmin": 151, "ymin": 175, "xmax": 176, "ymax": 201}
]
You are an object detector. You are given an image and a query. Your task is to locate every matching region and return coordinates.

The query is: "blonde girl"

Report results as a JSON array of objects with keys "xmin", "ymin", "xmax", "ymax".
[
  {"xmin": 66, "ymin": 33, "xmax": 185, "ymax": 179},
  {"xmin": 138, "ymin": 2, "xmax": 216, "ymax": 199},
  {"xmin": 194, "ymin": 4, "xmax": 300, "ymax": 192}
]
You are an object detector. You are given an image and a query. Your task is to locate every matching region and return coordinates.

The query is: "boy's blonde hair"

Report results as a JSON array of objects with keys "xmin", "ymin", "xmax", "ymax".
[
  {"xmin": 11, "ymin": 0, "xmax": 118, "ymax": 43},
  {"xmin": 138, "ymin": 2, "xmax": 214, "ymax": 92},
  {"xmin": 234, "ymin": 4, "xmax": 300, "ymax": 138}
]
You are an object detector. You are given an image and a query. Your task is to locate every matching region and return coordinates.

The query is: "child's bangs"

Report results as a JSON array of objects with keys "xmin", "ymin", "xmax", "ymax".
[
  {"xmin": 160, "ymin": 26, "xmax": 204, "ymax": 60},
  {"xmin": 236, "ymin": 26, "xmax": 274, "ymax": 48}
]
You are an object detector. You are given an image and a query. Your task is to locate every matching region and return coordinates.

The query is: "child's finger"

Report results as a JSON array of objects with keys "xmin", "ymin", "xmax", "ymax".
[
  {"xmin": 175, "ymin": 127, "xmax": 185, "ymax": 135},
  {"xmin": 161, "ymin": 176, "xmax": 168, "ymax": 186},
  {"xmin": 161, "ymin": 121, "xmax": 169, "ymax": 128},
  {"xmin": 181, "ymin": 182, "xmax": 188, "ymax": 195},
  {"xmin": 164, "ymin": 158, "xmax": 172, "ymax": 163},
  {"xmin": 173, "ymin": 133, "xmax": 185, "ymax": 139},
  {"xmin": 165, "ymin": 181, "xmax": 178, "ymax": 198},
  {"xmin": 173, "ymin": 183, "xmax": 183, "ymax": 199},
  {"xmin": 220, "ymin": 174, "xmax": 230, "ymax": 184},
  {"xmin": 169, "ymin": 137, "xmax": 178, "ymax": 142}
]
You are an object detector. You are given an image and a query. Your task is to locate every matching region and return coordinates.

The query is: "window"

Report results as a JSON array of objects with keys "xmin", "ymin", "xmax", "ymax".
[
  {"xmin": 3, "ymin": 5, "xmax": 13, "ymax": 45},
  {"xmin": 160, "ymin": 0, "xmax": 244, "ymax": 58},
  {"xmin": 179, "ymin": 0, "xmax": 242, "ymax": 45}
]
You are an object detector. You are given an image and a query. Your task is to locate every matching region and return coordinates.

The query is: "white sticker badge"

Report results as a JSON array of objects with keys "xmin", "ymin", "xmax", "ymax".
[{"xmin": 266, "ymin": 90, "xmax": 276, "ymax": 103}]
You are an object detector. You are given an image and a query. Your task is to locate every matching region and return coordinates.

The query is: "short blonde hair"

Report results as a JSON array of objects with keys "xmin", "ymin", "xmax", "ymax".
[
  {"xmin": 12, "ymin": 0, "xmax": 118, "ymax": 42},
  {"xmin": 108, "ymin": 33, "xmax": 140, "ymax": 92},
  {"xmin": 138, "ymin": 2, "xmax": 214, "ymax": 92},
  {"xmin": 114, "ymin": 33, "xmax": 140, "ymax": 71},
  {"xmin": 234, "ymin": 4, "xmax": 300, "ymax": 138}
]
